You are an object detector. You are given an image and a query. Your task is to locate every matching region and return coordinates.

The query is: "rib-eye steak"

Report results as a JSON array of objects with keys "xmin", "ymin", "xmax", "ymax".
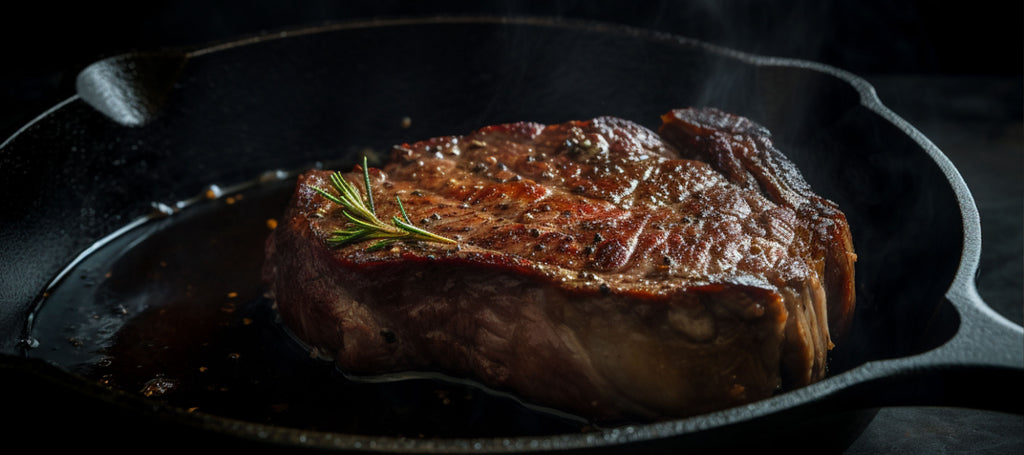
[{"xmin": 261, "ymin": 107, "xmax": 857, "ymax": 422}]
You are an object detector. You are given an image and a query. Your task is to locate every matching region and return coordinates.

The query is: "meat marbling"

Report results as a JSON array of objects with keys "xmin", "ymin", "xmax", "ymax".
[{"xmin": 261, "ymin": 107, "xmax": 857, "ymax": 422}]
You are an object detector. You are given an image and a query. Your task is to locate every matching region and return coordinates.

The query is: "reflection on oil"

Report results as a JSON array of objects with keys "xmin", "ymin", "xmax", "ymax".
[{"xmin": 27, "ymin": 175, "xmax": 587, "ymax": 438}]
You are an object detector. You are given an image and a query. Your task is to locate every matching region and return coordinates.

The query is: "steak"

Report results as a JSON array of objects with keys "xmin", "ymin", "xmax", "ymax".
[{"xmin": 261, "ymin": 107, "xmax": 856, "ymax": 422}]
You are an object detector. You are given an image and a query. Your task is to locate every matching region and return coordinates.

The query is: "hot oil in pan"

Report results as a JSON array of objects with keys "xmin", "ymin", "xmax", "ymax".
[{"xmin": 25, "ymin": 174, "xmax": 587, "ymax": 438}]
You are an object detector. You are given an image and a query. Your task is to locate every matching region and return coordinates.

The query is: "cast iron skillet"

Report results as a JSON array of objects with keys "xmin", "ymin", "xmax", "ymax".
[{"xmin": 1, "ymin": 17, "xmax": 1021, "ymax": 453}]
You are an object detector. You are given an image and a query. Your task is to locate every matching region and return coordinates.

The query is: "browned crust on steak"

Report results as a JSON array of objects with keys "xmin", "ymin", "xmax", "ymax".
[{"xmin": 262, "ymin": 107, "xmax": 856, "ymax": 421}]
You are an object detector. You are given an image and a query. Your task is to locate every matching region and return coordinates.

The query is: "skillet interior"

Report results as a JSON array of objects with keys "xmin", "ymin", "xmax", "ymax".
[{"xmin": 0, "ymin": 18, "xmax": 976, "ymax": 452}]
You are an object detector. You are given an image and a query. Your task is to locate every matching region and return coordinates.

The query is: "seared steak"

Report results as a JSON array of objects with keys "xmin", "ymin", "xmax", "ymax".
[{"xmin": 261, "ymin": 107, "xmax": 856, "ymax": 421}]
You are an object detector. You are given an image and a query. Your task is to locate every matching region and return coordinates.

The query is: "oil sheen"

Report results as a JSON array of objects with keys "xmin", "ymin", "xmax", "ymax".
[{"xmin": 25, "ymin": 175, "xmax": 585, "ymax": 438}]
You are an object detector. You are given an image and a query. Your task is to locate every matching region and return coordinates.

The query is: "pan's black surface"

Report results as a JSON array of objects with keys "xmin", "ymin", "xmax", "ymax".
[{"xmin": 1, "ymin": 17, "xmax": 1021, "ymax": 453}]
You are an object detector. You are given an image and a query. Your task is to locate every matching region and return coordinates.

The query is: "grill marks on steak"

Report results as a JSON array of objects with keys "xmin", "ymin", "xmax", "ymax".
[{"xmin": 262, "ymin": 107, "xmax": 856, "ymax": 421}]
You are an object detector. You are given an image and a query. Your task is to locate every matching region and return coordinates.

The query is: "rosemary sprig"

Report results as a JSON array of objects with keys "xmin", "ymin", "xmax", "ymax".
[{"xmin": 312, "ymin": 157, "xmax": 457, "ymax": 251}]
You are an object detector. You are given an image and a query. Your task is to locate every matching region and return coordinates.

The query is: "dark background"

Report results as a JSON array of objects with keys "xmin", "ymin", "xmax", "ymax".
[
  {"xmin": 2, "ymin": 1, "xmax": 1020, "ymax": 453},
  {"xmin": 2, "ymin": 0, "xmax": 1021, "ymax": 132}
]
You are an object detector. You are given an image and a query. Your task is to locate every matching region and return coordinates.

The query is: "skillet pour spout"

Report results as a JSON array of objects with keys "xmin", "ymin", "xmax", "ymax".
[
  {"xmin": 75, "ymin": 51, "xmax": 188, "ymax": 127},
  {"xmin": 1, "ymin": 16, "xmax": 1021, "ymax": 453}
]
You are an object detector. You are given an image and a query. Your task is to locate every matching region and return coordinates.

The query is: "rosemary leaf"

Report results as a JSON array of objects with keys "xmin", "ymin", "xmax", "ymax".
[
  {"xmin": 361, "ymin": 156, "xmax": 375, "ymax": 215},
  {"xmin": 395, "ymin": 196, "xmax": 413, "ymax": 224}
]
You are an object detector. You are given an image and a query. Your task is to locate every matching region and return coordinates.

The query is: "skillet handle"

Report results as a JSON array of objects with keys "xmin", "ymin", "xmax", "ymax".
[{"xmin": 841, "ymin": 283, "xmax": 1023, "ymax": 414}]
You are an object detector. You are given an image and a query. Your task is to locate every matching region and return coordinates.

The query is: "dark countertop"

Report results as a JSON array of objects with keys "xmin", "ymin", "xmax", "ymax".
[{"xmin": 2, "ymin": 3, "xmax": 1021, "ymax": 453}]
